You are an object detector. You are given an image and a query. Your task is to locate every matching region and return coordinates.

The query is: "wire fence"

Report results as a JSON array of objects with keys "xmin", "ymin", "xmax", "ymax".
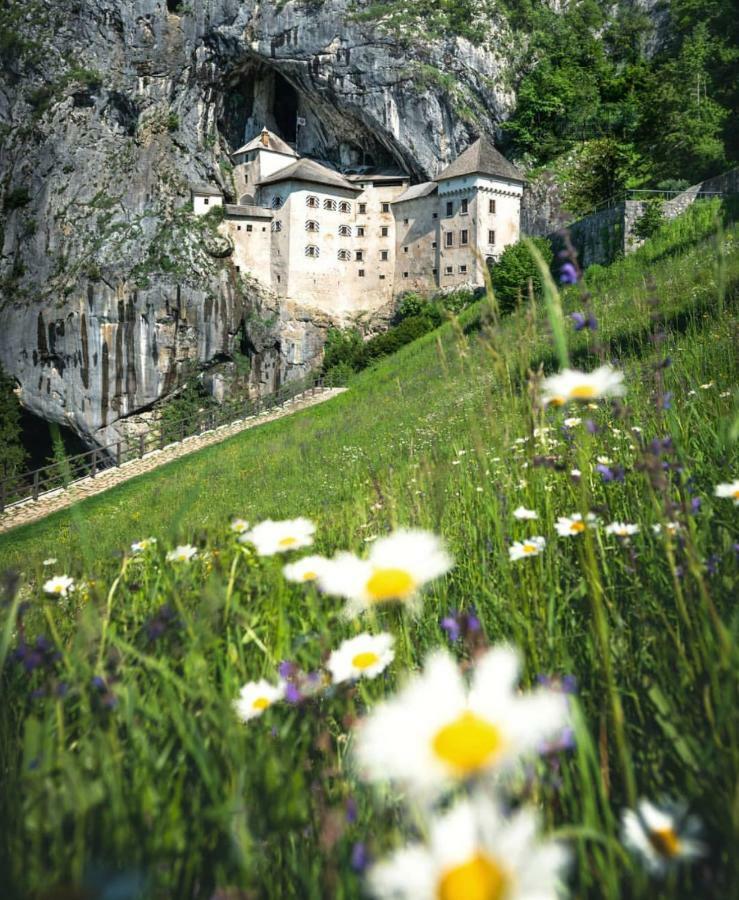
[{"xmin": 0, "ymin": 373, "xmax": 329, "ymax": 514}]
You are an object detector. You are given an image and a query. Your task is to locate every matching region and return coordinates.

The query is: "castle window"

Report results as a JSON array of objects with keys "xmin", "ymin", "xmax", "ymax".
[
  {"xmin": 461, "ymin": 198, "xmax": 469, "ymax": 214},
  {"xmin": 489, "ymin": 199, "xmax": 496, "ymax": 214},
  {"xmin": 379, "ymin": 274, "xmax": 386, "ymax": 280},
  {"xmin": 459, "ymin": 264, "xmax": 467, "ymax": 274},
  {"xmin": 488, "ymin": 229, "xmax": 495, "ymax": 245},
  {"xmin": 356, "ymin": 250, "xmax": 364, "ymax": 261},
  {"xmin": 306, "ymin": 195, "xmax": 319, "ymax": 208},
  {"xmin": 246, "ymin": 224, "xmax": 253, "ymax": 232},
  {"xmin": 381, "ymin": 202, "xmax": 390, "ymax": 213},
  {"xmin": 433, "ymin": 268, "xmax": 438, "ymax": 275},
  {"xmin": 305, "ymin": 244, "xmax": 320, "ymax": 257},
  {"xmin": 403, "ymin": 272, "xmax": 409, "ymax": 278},
  {"xmin": 460, "ymin": 229, "xmax": 469, "ymax": 245},
  {"xmin": 403, "ymin": 218, "xmax": 409, "ymax": 225},
  {"xmin": 403, "ymin": 246, "xmax": 408, "ymax": 253},
  {"xmin": 338, "ymin": 224, "xmax": 352, "ymax": 237},
  {"xmin": 237, "ymin": 225, "xmax": 241, "ymax": 231},
  {"xmin": 446, "ymin": 201, "xmax": 453, "ymax": 216},
  {"xmin": 338, "ymin": 248, "xmax": 351, "ymax": 261},
  {"xmin": 305, "ymin": 220, "xmax": 320, "ymax": 232},
  {"xmin": 358, "ymin": 269, "xmax": 365, "ymax": 277},
  {"xmin": 235, "ymin": 266, "xmax": 241, "ymax": 272},
  {"xmin": 432, "ymin": 212, "xmax": 438, "ymax": 219},
  {"xmin": 271, "ymin": 196, "xmax": 283, "ymax": 209},
  {"xmin": 339, "ymin": 201, "xmax": 351, "ymax": 214},
  {"xmin": 381, "ymin": 250, "xmax": 389, "ymax": 261},
  {"xmin": 445, "ymin": 265, "xmax": 453, "ymax": 275},
  {"xmin": 381, "ymin": 226, "xmax": 389, "ymax": 237},
  {"xmin": 356, "ymin": 225, "xmax": 365, "ymax": 237},
  {"xmin": 204, "ymin": 198, "xmax": 210, "ymax": 206},
  {"xmin": 358, "ymin": 202, "xmax": 367, "ymax": 214},
  {"xmin": 432, "ymin": 241, "xmax": 437, "ymax": 249},
  {"xmin": 323, "ymin": 199, "xmax": 337, "ymax": 211},
  {"xmin": 445, "ymin": 231, "xmax": 453, "ymax": 247},
  {"xmin": 272, "ymin": 220, "xmax": 282, "ymax": 232}
]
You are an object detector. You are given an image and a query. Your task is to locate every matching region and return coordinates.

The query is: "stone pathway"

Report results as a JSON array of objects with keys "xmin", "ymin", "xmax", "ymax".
[{"xmin": 0, "ymin": 388, "xmax": 346, "ymax": 534}]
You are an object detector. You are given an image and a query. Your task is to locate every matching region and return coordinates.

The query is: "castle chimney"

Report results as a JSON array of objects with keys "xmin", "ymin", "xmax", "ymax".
[{"xmin": 260, "ymin": 128, "xmax": 269, "ymax": 147}]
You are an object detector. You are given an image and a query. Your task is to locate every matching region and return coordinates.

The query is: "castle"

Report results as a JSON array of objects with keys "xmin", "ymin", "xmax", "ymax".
[{"xmin": 192, "ymin": 128, "xmax": 525, "ymax": 318}]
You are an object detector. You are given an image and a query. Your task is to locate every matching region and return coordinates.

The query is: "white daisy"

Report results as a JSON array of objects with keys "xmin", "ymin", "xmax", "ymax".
[
  {"xmin": 354, "ymin": 646, "xmax": 569, "ymax": 799},
  {"xmin": 563, "ymin": 417, "xmax": 582, "ymax": 428},
  {"xmin": 605, "ymin": 522, "xmax": 640, "ymax": 538},
  {"xmin": 513, "ymin": 506, "xmax": 538, "ymax": 521},
  {"xmin": 570, "ymin": 468, "xmax": 581, "ymax": 478},
  {"xmin": 509, "ymin": 537, "xmax": 546, "ymax": 561},
  {"xmin": 317, "ymin": 529, "xmax": 452, "ymax": 618},
  {"xmin": 166, "ymin": 544, "xmax": 198, "ymax": 563},
  {"xmin": 621, "ymin": 799, "xmax": 705, "ymax": 876},
  {"xmin": 596, "ymin": 456, "xmax": 613, "ymax": 465},
  {"xmin": 327, "ymin": 632, "xmax": 395, "ymax": 684},
  {"xmin": 367, "ymin": 796, "xmax": 569, "ymax": 900},
  {"xmin": 42, "ymin": 558, "xmax": 58, "ymax": 566},
  {"xmin": 43, "ymin": 575, "xmax": 75, "ymax": 597},
  {"xmin": 239, "ymin": 518, "xmax": 316, "ymax": 555},
  {"xmin": 714, "ymin": 480, "xmax": 739, "ymax": 505},
  {"xmin": 652, "ymin": 522, "xmax": 681, "ymax": 536},
  {"xmin": 230, "ymin": 518, "xmax": 250, "ymax": 535},
  {"xmin": 542, "ymin": 365, "xmax": 625, "ymax": 406},
  {"xmin": 233, "ymin": 678, "xmax": 285, "ymax": 722},
  {"xmin": 131, "ymin": 537, "xmax": 157, "ymax": 553},
  {"xmin": 282, "ymin": 554, "xmax": 331, "ymax": 584},
  {"xmin": 555, "ymin": 513, "xmax": 592, "ymax": 537}
]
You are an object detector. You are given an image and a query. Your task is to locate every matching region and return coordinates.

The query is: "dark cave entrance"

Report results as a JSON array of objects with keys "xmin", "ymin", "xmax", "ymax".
[
  {"xmin": 272, "ymin": 72, "xmax": 298, "ymax": 143},
  {"xmin": 18, "ymin": 407, "xmax": 88, "ymax": 472}
]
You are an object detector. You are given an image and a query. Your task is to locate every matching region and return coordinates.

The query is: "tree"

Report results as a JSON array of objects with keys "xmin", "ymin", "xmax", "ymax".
[
  {"xmin": 560, "ymin": 138, "xmax": 643, "ymax": 217},
  {"xmin": 0, "ymin": 368, "xmax": 27, "ymax": 477},
  {"xmin": 490, "ymin": 237, "xmax": 554, "ymax": 314}
]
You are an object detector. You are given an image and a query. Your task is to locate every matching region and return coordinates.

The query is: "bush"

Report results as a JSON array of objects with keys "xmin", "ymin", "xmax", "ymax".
[
  {"xmin": 322, "ymin": 327, "xmax": 365, "ymax": 373},
  {"xmin": 632, "ymin": 199, "xmax": 665, "ymax": 241},
  {"xmin": 0, "ymin": 367, "xmax": 26, "ymax": 476},
  {"xmin": 490, "ymin": 237, "xmax": 554, "ymax": 313},
  {"xmin": 364, "ymin": 314, "xmax": 436, "ymax": 360},
  {"xmin": 4, "ymin": 187, "xmax": 30, "ymax": 210}
]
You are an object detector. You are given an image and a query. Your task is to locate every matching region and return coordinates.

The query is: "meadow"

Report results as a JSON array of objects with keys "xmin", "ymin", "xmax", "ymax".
[{"xmin": 0, "ymin": 200, "xmax": 737, "ymax": 899}]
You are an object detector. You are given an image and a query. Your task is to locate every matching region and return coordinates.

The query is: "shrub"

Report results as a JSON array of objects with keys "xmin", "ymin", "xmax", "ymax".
[
  {"xmin": 632, "ymin": 199, "xmax": 665, "ymax": 241},
  {"xmin": 490, "ymin": 237, "xmax": 554, "ymax": 313},
  {"xmin": 4, "ymin": 187, "xmax": 30, "ymax": 210},
  {"xmin": 322, "ymin": 327, "xmax": 365, "ymax": 373}
]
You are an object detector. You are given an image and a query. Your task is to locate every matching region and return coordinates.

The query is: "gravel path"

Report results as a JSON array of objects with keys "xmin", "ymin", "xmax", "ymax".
[{"xmin": 0, "ymin": 388, "xmax": 346, "ymax": 534}]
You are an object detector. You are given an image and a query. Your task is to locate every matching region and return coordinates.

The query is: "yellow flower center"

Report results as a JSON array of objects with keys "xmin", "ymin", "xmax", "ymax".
[
  {"xmin": 548, "ymin": 396, "xmax": 565, "ymax": 407},
  {"xmin": 733, "ymin": 489, "xmax": 739, "ymax": 500},
  {"xmin": 570, "ymin": 384, "xmax": 596, "ymax": 399},
  {"xmin": 351, "ymin": 651, "xmax": 380, "ymax": 670},
  {"xmin": 279, "ymin": 536, "xmax": 298, "ymax": 547},
  {"xmin": 366, "ymin": 567, "xmax": 416, "ymax": 602},
  {"xmin": 432, "ymin": 711, "xmax": 505, "ymax": 774},
  {"xmin": 522, "ymin": 543, "xmax": 538, "ymax": 554},
  {"xmin": 54, "ymin": 585, "xmax": 64, "ymax": 593},
  {"xmin": 252, "ymin": 697, "xmax": 270, "ymax": 711},
  {"xmin": 301, "ymin": 570, "xmax": 318, "ymax": 581},
  {"xmin": 438, "ymin": 853, "xmax": 509, "ymax": 900},
  {"xmin": 648, "ymin": 827, "xmax": 681, "ymax": 858},
  {"xmin": 569, "ymin": 521, "xmax": 585, "ymax": 533}
]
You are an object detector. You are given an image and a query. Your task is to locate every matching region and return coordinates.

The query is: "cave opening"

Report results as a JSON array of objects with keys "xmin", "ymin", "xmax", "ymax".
[
  {"xmin": 18, "ymin": 407, "xmax": 88, "ymax": 472},
  {"xmin": 166, "ymin": 0, "xmax": 182, "ymax": 13},
  {"xmin": 272, "ymin": 72, "xmax": 298, "ymax": 143}
]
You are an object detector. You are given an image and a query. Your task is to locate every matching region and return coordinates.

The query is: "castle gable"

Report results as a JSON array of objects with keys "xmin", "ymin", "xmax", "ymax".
[{"xmin": 434, "ymin": 137, "xmax": 524, "ymax": 185}]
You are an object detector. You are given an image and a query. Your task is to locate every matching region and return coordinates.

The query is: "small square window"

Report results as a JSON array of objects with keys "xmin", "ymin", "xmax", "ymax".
[
  {"xmin": 356, "ymin": 250, "xmax": 364, "ymax": 261},
  {"xmin": 358, "ymin": 269, "xmax": 365, "ymax": 277},
  {"xmin": 204, "ymin": 198, "xmax": 210, "ymax": 206},
  {"xmin": 379, "ymin": 274, "xmax": 386, "ymax": 280},
  {"xmin": 403, "ymin": 272, "xmax": 409, "ymax": 278},
  {"xmin": 432, "ymin": 268, "xmax": 438, "ymax": 275},
  {"xmin": 403, "ymin": 218, "xmax": 409, "ymax": 225},
  {"xmin": 460, "ymin": 229, "xmax": 468, "ymax": 245},
  {"xmin": 262, "ymin": 227, "xmax": 266, "ymax": 232},
  {"xmin": 445, "ymin": 232, "xmax": 453, "ymax": 247},
  {"xmin": 381, "ymin": 250, "xmax": 389, "ymax": 261},
  {"xmin": 237, "ymin": 225, "xmax": 241, "ymax": 231},
  {"xmin": 359, "ymin": 203, "xmax": 367, "ymax": 214},
  {"xmin": 235, "ymin": 265, "xmax": 240, "ymax": 272},
  {"xmin": 460, "ymin": 265, "xmax": 467, "ymax": 274},
  {"xmin": 432, "ymin": 212, "xmax": 438, "ymax": 219},
  {"xmin": 246, "ymin": 224, "xmax": 253, "ymax": 232},
  {"xmin": 488, "ymin": 230, "xmax": 496, "ymax": 245},
  {"xmin": 445, "ymin": 265, "xmax": 453, "ymax": 275},
  {"xmin": 403, "ymin": 246, "xmax": 408, "ymax": 253},
  {"xmin": 382, "ymin": 202, "xmax": 390, "ymax": 213},
  {"xmin": 446, "ymin": 201, "xmax": 453, "ymax": 216},
  {"xmin": 432, "ymin": 241, "xmax": 437, "ymax": 249},
  {"xmin": 381, "ymin": 226, "xmax": 389, "ymax": 237},
  {"xmin": 461, "ymin": 198, "xmax": 468, "ymax": 214},
  {"xmin": 357, "ymin": 226, "xmax": 365, "ymax": 237}
]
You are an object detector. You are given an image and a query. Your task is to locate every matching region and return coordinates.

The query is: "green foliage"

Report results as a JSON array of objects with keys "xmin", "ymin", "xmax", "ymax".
[
  {"xmin": 4, "ymin": 187, "xmax": 30, "ymax": 211},
  {"xmin": 559, "ymin": 138, "xmax": 644, "ymax": 216},
  {"xmin": 0, "ymin": 208, "xmax": 737, "ymax": 897},
  {"xmin": 158, "ymin": 379, "xmax": 216, "ymax": 444},
  {"xmin": 632, "ymin": 199, "xmax": 665, "ymax": 241},
  {"xmin": 490, "ymin": 237, "xmax": 554, "ymax": 312},
  {"xmin": 0, "ymin": 368, "xmax": 26, "ymax": 477},
  {"xmin": 322, "ymin": 326, "xmax": 365, "ymax": 374},
  {"xmin": 167, "ymin": 111, "xmax": 180, "ymax": 132}
]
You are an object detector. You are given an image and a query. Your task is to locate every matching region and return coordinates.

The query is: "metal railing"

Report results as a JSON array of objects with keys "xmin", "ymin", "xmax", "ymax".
[
  {"xmin": 562, "ymin": 189, "xmax": 726, "ymax": 227},
  {"xmin": 0, "ymin": 373, "xmax": 329, "ymax": 514}
]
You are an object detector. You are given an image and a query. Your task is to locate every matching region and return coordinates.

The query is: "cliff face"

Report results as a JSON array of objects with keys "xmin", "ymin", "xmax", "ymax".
[{"xmin": 0, "ymin": 0, "xmax": 515, "ymax": 445}]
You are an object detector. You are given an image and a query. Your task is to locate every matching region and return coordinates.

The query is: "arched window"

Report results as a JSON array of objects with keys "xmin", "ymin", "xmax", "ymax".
[
  {"xmin": 323, "ymin": 198, "xmax": 337, "ymax": 211},
  {"xmin": 339, "ymin": 201, "xmax": 351, "ymax": 214},
  {"xmin": 337, "ymin": 249, "xmax": 351, "ymax": 261},
  {"xmin": 338, "ymin": 224, "xmax": 351, "ymax": 237},
  {"xmin": 271, "ymin": 196, "xmax": 283, "ymax": 209},
  {"xmin": 306, "ymin": 195, "xmax": 319, "ymax": 208},
  {"xmin": 305, "ymin": 245, "xmax": 320, "ymax": 258},
  {"xmin": 305, "ymin": 220, "xmax": 320, "ymax": 233},
  {"xmin": 271, "ymin": 220, "xmax": 282, "ymax": 232}
]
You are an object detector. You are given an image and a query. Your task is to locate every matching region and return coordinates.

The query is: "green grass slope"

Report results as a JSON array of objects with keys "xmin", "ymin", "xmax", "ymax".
[{"xmin": 0, "ymin": 202, "xmax": 737, "ymax": 899}]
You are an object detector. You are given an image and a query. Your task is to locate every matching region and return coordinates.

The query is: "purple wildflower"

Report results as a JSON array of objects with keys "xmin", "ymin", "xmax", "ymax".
[
  {"xmin": 285, "ymin": 682, "xmax": 302, "ymax": 704},
  {"xmin": 570, "ymin": 311, "xmax": 597, "ymax": 331},
  {"xmin": 278, "ymin": 660, "xmax": 298, "ymax": 679},
  {"xmin": 351, "ymin": 842, "xmax": 369, "ymax": 873},
  {"xmin": 345, "ymin": 796, "xmax": 358, "ymax": 823},
  {"xmin": 559, "ymin": 262, "xmax": 579, "ymax": 284},
  {"xmin": 690, "ymin": 497, "xmax": 702, "ymax": 515},
  {"xmin": 441, "ymin": 615, "xmax": 461, "ymax": 642}
]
